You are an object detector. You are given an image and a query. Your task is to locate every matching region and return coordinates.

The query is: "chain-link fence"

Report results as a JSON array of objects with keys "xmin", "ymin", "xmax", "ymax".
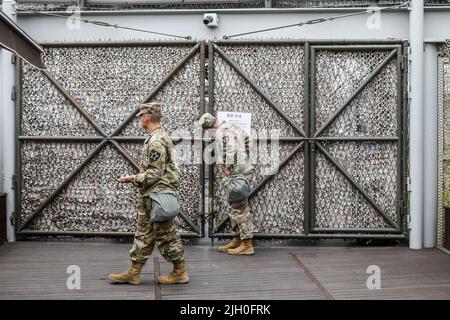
[
  {"xmin": 438, "ymin": 44, "xmax": 450, "ymax": 247},
  {"xmin": 209, "ymin": 41, "xmax": 406, "ymax": 239},
  {"xmin": 16, "ymin": 42, "xmax": 205, "ymax": 237}
]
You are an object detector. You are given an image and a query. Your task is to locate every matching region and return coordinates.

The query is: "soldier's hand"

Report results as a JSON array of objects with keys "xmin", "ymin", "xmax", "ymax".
[
  {"xmin": 117, "ymin": 175, "xmax": 135, "ymax": 183},
  {"xmin": 223, "ymin": 168, "xmax": 231, "ymax": 176}
]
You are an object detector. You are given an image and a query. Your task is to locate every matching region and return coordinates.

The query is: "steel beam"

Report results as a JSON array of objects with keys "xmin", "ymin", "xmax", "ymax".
[
  {"xmin": 17, "ymin": 230, "xmax": 201, "ymax": 237},
  {"xmin": 19, "ymin": 140, "xmax": 108, "ymax": 230},
  {"xmin": 211, "ymin": 232, "xmax": 406, "ymax": 240},
  {"xmin": 316, "ymin": 141, "xmax": 398, "ymax": 229},
  {"xmin": 409, "ymin": 0, "xmax": 425, "ymax": 249}
]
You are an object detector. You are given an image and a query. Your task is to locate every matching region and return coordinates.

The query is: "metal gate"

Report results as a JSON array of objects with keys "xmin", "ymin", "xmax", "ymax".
[
  {"xmin": 209, "ymin": 40, "xmax": 407, "ymax": 239},
  {"xmin": 15, "ymin": 40, "xmax": 408, "ymax": 240},
  {"xmin": 15, "ymin": 41, "xmax": 206, "ymax": 238}
]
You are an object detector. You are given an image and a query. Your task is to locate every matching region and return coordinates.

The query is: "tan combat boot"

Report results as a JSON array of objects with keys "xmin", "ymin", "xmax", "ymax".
[
  {"xmin": 108, "ymin": 262, "xmax": 143, "ymax": 285},
  {"xmin": 228, "ymin": 239, "xmax": 255, "ymax": 255},
  {"xmin": 218, "ymin": 237, "xmax": 241, "ymax": 252},
  {"xmin": 158, "ymin": 261, "xmax": 189, "ymax": 285}
]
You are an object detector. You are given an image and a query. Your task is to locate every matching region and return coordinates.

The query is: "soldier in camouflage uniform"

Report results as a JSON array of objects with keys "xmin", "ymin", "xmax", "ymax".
[
  {"xmin": 109, "ymin": 102, "xmax": 189, "ymax": 285},
  {"xmin": 199, "ymin": 112, "xmax": 255, "ymax": 255}
]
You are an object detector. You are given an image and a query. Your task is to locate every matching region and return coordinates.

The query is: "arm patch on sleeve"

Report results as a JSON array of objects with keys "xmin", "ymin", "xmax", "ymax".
[{"xmin": 149, "ymin": 150, "xmax": 162, "ymax": 162}]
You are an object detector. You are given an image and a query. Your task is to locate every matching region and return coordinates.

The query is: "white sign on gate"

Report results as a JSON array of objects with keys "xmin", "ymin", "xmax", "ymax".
[{"xmin": 216, "ymin": 111, "xmax": 252, "ymax": 135}]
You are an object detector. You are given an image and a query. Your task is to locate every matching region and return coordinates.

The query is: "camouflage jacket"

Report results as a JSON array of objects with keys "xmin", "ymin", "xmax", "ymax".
[
  {"xmin": 215, "ymin": 122, "xmax": 253, "ymax": 174},
  {"xmin": 133, "ymin": 127, "xmax": 180, "ymax": 194}
]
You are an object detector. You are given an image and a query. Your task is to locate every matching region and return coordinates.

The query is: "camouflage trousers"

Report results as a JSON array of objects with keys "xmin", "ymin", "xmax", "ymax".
[
  {"xmin": 130, "ymin": 196, "xmax": 184, "ymax": 265},
  {"xmin": 228, "ymin": 171, "xmax": 253, "ymax": 240}
]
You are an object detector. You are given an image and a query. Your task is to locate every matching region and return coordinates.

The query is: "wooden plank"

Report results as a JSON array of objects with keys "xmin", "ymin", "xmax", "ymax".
[
  {"xmin": 289, "ymin": 246, "xmax": 450, "ymax": 300},
  {"xmin": 0, "ymin": 242, "xmax": 156, "ymax": 300},
  {"xmin": 159, "ymin": 247, "xmax": 325, "ymax": 300}
]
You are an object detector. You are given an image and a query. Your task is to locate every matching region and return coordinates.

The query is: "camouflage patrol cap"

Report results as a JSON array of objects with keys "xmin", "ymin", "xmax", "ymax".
[
  {"xmin": 137, "ymin": 102, "xmax": 162, "ymax": 117},
  {"xmin": 198, "ymin": 112, "xmax": 216, "ymax": 129}
]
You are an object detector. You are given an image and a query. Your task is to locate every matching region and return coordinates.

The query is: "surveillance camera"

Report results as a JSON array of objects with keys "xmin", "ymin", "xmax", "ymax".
[
  {"xmin": 203, "ymin": 16, "xmax": 213, "ymax": 25},
  {"xmin": 203, "ymin": 13, "xmax": 218, "ymax": 28}
]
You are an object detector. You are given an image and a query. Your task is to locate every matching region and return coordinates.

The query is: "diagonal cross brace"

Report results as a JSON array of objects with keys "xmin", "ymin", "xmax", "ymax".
[
  {"xmin": 314, "ymin": 48, "xmax": 398, "ymax": 138},
  {"xmin": 19, "ymin": 140, "xmax": 108, "ymax": 230},
  {"xmin": 109, "ymin": 43, "xmax": 201, "ymax": 137},
  {"xmin": 212, "ymin": 44, "xmax": 307, "ymax": 138},
  {"xmin": 109, "ymin": 140, "xmax": 201, "ymax": 234},
  {"xmin": 315, "ymin": 142, "xmax": 398, "ymax": 229},
  {"xmin": 41, "ymin": 69, "xmax": 108, "ymax": 137}
]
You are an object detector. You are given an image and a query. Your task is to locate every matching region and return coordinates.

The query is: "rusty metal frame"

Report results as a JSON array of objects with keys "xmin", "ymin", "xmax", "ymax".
[{"xmin": 16, "ymin": 41, "xmax": 205, "ymax": 237}]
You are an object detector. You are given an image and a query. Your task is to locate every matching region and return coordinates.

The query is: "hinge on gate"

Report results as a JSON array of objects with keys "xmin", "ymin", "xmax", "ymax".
[
  {"xmin": 400, "ymin": 55, "xmax": 408, "ymax": 70},
  {"xmin": 406, "ymin": 176, "xmax": 411, "ymax": 192},
  {"xmin": 406, "ymin": 214, "xmax": 411, "ymax": 231},
  {"xmin": 11, "ymin": 54, "xmax": 17, "ymax": 65},
  {"xmin": 10, "ymin": 214, "xmax": 16, "ymax": 226},
  {"xmin": 11, "ymin": 86, "xmax": 16, "ymax": 101},
  {"xmin": 208, "ymin": 197, "xmax": 213, "ymax": 216},
  {"xmin": 403, "ymin": 194, "xmax": 408, "ymax": 213}
]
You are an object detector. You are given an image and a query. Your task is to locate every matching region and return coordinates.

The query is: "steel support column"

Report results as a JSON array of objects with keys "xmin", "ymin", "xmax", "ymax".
[
  {"xmin": 409, "ymin": 0, "xmax": 425, "ymax": 249},
  {"xmin": 423, "ymin": 43, "xmax": 439, "ymax": 248},
  {"xmin": 1, "ymin": 0, "xmax": 17, "ymax": 242}
]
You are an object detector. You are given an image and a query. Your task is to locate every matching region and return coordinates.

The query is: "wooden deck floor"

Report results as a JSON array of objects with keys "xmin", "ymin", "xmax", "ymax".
[{"xmin": 1, "ymin": 241, "xmax": 450, "ymax": 300}]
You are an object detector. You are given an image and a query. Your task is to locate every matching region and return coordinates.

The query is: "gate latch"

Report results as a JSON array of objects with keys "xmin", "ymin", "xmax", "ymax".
[{"xmin": 10, "ymin": 214, "xmax": 16, "ymax": 226}]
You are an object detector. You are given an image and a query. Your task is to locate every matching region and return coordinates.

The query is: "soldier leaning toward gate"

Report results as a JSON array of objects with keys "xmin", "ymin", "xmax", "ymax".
[
  {"xmin": 199, "ymin": 112, "xmax": 255, "ymax": 255},
  {"xmin": 109, "ymin": 102, "xmax": 189, "ymax": 285}
]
